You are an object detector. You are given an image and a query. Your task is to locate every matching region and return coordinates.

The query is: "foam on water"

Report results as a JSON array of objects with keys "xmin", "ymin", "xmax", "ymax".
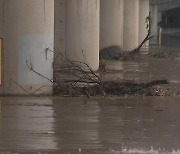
[{"xmin": 110, "ymin": 147, "xmax": 180, "ymax": 154}]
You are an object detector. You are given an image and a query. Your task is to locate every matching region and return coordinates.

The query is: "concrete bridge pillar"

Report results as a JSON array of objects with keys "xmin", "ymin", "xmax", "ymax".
[
  {"xmin": 150, "ymin": 4, "xmax": 159, "ymax": 45},
  {"xmin": 100, "ymin": 0, "xmax": 124, "ymax": 50},
  {"xmin": 2, "ymin": 0, "xmax": 54, "ymax": 95},
  {"xmin": 54, "ymin": 0, "xmax": 65, "ymax": 56},
  {"xmin": 100, "ymin": 0, "xmax": 149, "ymax": 51},
  {"xmin": 65, "ymin": 0, "xmax": 100, "ymax": 71},
  {"xmin": 139, "ymin": 0, "xmax": 149, "ymax": 49},
  {"xmin": 123, "ymin": 0, "xmax": 140, "ymax": 51}
]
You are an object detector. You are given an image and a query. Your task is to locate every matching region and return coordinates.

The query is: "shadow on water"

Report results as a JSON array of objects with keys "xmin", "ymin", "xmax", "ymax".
[{"xmin": 1, "ymin": 97, "xmax": 180, "ymax": 153}]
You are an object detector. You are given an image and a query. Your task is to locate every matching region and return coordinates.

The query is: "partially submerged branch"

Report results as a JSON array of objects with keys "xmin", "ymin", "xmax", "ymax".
[
  {"xmin": 25, "ymin": 50, "xmax": 105, "ymax": 97},
  {"xmin": 24, "ymin": 50, "xmax": 171, "ymax": 97},
  {"xmin": 53, "ymin": 52, "xmax": 105, "ymax": 96},
  {"xmin": 130, "ymin": 14, "xmax": 152, "ymax": 54},
  {"xmin": 99, "ymin": 14, "xmax": 153, "ymax": 61}
]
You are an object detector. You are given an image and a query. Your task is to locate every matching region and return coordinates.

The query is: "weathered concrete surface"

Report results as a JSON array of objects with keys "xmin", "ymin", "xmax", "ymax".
[
  {"xmin": 123, "ymin": 0, "xmax": 140, "ymax": 51},
  {"xmin": 65, "ymin": 0, "xmax": 100, "ymax": 71},
  {"xmin": 150, "ymin": 4, "xmax": 159, "ymax": 45},
  {"xmin": 100, "ymin": 0, "xmax": 149, "ymax": 51},
  {"xmin": 100, "ymin": 0, "xmax": 124, "ymax": 50},
  {"xmin": 54, "ymin": 0, "xmax": 100, "ymax": 71},
  {"xmin": 1, "ymin": 0, "xmax": 54, "ymax": 95}
]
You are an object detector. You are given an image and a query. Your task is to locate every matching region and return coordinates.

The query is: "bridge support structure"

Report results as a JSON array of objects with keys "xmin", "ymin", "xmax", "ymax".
[
  {"xmin": 100, "ymin": 0, "xmax": 149, "ymax": 51},
  {"xmin": 0, "ymin": 0, "xmax": 149, "ymax": 95},
  {"xmin": 0, "ymin": 0, "xmax": 54, "ymax": 95}
]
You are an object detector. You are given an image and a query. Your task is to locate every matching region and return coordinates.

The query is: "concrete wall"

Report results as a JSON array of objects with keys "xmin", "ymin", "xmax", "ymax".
[
  {"xmin": 100, "ymin": 0, "xmax": 124, "ymax": 49},
  {"xmin": 123, "ymin": 0, "xmax": 140, "ymax": 51},
  {"xmin": 65, "ymin": 0, "xmax": 100, "ymax": 71},
  {"xmin": 1, "ymin": 0, "xmax": 54, "ymax": 95}
]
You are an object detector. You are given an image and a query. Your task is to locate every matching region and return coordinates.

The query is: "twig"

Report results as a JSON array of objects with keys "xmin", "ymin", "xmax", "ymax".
[
  {"xmin": 10, "ymin": 79, "xmax": 33, "ymax": 95},
  {"xmin": 26, "ymin": 60, "xmax": 53, "ymax": 83}
]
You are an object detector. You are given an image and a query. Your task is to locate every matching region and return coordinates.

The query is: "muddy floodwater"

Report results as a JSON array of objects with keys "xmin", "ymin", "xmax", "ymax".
[
  {"xmin": 1, "ymin": 97, "xmax": 180, "ymax": 154},
  {"xmin": 102, "ymin": 58, "xmax": 180, "ymax": 84},
  {"xmin": 1, "ymin": 59, "xmax": 180, "ymax": 154}
]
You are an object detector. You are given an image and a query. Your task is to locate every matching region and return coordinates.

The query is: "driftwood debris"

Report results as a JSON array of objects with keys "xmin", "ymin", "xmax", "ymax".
[
  {"xmin": 53, "ymin": 79, "xmax": 169, "ymax": 96},
  {"xmin": 53, "ymin": 52, "xmax": 105, "ymax": 96},
  {"xmin": 23, "ymin": 48, "xmax": 170, "ymax": 97}
]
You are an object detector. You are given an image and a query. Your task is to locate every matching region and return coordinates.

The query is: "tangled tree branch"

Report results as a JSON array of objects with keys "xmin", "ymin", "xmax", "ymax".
[
  {"xmin": 25, "ymin": 49, "xmax": 105, "ymax": 97},
  {"xmin": 53, "ymin": 51, "xmax": 105, "ymax": 96}
]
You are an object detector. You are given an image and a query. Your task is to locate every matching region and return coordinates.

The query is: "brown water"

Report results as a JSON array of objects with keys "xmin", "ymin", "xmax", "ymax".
[
  {"xmin": 102, "ymin": 59, "xmax": 180, "ymax": 84},
  {"xmin": 1, "ymin": 59, "xmax": 180, "ymax": 154},
  {"xmin": 0, "ymin": 96, "xmax": 180, "ymax": 154}
]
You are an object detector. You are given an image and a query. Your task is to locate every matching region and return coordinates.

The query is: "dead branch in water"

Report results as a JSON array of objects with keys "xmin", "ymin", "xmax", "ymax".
[
  {"xmin": 9, "ymin": 79, "xmax": 52, "ymax": 95},
  {"xmin": 24, "ymin": 50, "xmax": 171, "ymax": 97},
  {"xmin": 130, "ymin": 13, "xmax": 153, "ymax": 54},
  {"xmin": 25, "ymin": 49, "xmax": 105, "ymax": 97},
  {"xmin": 99, "ymin": 14, "xmax": 153, "ymax": 62},
  {"xmin": 53, "ymin": 51, "xmax": 105, "ymax": 96}
]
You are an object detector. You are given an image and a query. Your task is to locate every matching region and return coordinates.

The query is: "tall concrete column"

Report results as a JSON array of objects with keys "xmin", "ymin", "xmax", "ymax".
[
  {"xmin": 139, "ymin": 0, "xmax": 149, "ymax": 49},
  {"xmin": 123, "ymin": 0, "xmax": 139, "ymax": 51},
  {"xmin": 150, "ymin": 4, "xmax": 159, "ymax": 45},
  {"xmin": 100, "ymin": 0, "xmax": 124, "ymax": 49},
  {"xmin": 65, "ymin": 0, "xmax": 100, "ymax": 71},
  {"xmin": 54, "ymin": 0, "xmax": 65, "ymax": 55},
  {"xmin": 3, "ymin": 0, "xmax": 54, "ymax": 95},
  {"xmin": 0, "ymin": 0, "xmax": 3, "ymax": 95}
]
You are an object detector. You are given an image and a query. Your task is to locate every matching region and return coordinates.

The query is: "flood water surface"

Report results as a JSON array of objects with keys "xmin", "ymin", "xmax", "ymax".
[
  {"xmin": 0, "ymin": 97, "xmax": 180, "ymax": 154},
  {"xmin": 102, "ymin": 59, "xmax": 180, "ymax": 84}
]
